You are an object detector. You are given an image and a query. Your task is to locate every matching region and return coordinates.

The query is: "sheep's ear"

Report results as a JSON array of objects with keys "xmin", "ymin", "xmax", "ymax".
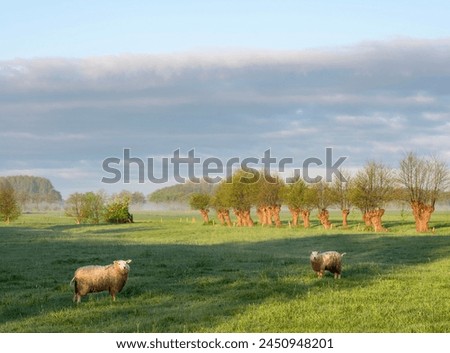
[{"xmin": 126, "ymin": 259, "xmax": 132, "ymax": 263}]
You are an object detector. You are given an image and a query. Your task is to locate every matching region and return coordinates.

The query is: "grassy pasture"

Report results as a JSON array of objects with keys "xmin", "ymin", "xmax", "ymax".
[{"xmin": 0, "ymin": 210, "xmax": 450, "ymax": 332}]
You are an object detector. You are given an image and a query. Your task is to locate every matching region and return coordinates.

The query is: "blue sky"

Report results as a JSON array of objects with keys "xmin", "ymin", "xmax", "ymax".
[
  {"xmin": 2, "ymin": 0, "xmax": 450, "ymax": 58},
  {"xmin": 1, "ymin": 1, "xmax": 450, "ymax": 197}
]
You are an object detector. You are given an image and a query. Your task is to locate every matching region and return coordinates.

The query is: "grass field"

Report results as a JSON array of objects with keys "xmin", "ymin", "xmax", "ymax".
[{"xmin": 1, "ymin": 210, "xmax": 450, "ymax": 333}]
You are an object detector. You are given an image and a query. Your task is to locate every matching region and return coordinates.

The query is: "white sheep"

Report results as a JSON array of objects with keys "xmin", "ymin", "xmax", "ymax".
[
  {"xmin": 310, "ymin": 251, "xmax": 346, "ymax": 279},
  {"xmin": 70, "ymin": 259, "xmax": 132, "ymax": 303}
]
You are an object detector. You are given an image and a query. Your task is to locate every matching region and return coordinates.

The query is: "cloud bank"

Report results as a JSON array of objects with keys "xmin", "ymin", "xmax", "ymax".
[{"xmin": 1, "ymin": 38, "xmax": 450, "ymax": 196}]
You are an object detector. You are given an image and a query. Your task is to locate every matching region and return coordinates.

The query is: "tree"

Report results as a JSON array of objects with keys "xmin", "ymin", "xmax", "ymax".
[
  {"xmin": 65, "ymin": 191, "xmax": 106, "ymax": 224},
  {"xmin": 82, "ymin": 191, "xmax": 106, "ymax": 224},
  {"xmin": 148, "ymin": 181, "xmax": 215, "ymax": 203},
  {"xmin": 282, "ymin": 177, "xmax": 315, "ymax": 228},
  {"xmin": 2, "ymin": 175, "xmax": 62, "ymax": 210},
  {"xmin": 104, "ymin": 196, "xmax": 133, "ymax": 224},
  {"xmin": 227, "ymin": 168, "xmax": 259, "ymax": 226},
  {"xmin": 255, "ymin": 172, "xmax": 284, "ymax": 227},
  {"xmin": 115, "ymin": 190, "xmax": 146, "ymax": 206},
  {"xmin": 130, "ymin": 191, "xmax": 146, "ymax": 205},
  {"xmin": 65, "ymin": 193, "xmax": 85, "ymax": 224},
  {"xmin": 0, "ymin": 179, "xmax": 21, "ymax": 223},
  {"xmin": 330, "ymin": 170, "xmax": 352, "ymax": 227},
  {"xmin": 350, "ymin": 161, "xmax": 395, "ymax": 232},
  {"xmin": 189, "ymin": 193, "xmax": 211, "ymax": 223},
  {"xmin": 210, "ymin": 180, "xmax": 233, "ymax": 226},
  {"xmin": 311, "ymin": 181, "xmax": 333, "ymax": 229},
  {"xmin": 398, "ymin": 152, "xmax": 449, "ymax": 232}
]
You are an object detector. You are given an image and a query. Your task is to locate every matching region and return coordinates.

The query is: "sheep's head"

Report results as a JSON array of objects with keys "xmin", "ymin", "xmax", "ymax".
[
  {"xmin": 114, "ymin": 259, "xmax": 132, "ymax": 272},
  {"xmin": 310, "ymin": 251, "xmax": 320, "ymax": 262}
]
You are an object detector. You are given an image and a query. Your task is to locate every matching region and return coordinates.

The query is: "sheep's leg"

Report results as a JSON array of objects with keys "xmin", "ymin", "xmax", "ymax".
[{"xmin": 73, "ymin": 293, "xmax": 81, "ymax": 303}]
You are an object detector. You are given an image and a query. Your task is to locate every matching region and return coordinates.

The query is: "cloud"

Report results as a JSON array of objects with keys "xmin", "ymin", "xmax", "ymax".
[
  {"xmin": 2, "ymin": 38, "xmax": 450, "ymax": 196},
  {"xmin": 262, "ymin": 120, "xmax": 319, "ymax": 139},
  {"xmin": 0, "ymin": 131, "xmax": 88, "ymax": 142},
  {"xmin": 422, "ymin": 112, "xmax": 450, "ymax": 121},
  {"xmin": 334, "ymin": 114, "xmax": 406, "ymax": 130},
  {"xmin": 2, "ymin": 166, "xmax": 94, "ymax": 181}
]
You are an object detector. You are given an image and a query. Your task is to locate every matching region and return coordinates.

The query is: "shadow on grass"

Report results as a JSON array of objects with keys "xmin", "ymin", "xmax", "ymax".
[{"xmin": 45, "ymin": 223, "xmax": 163, "ymax": 235}]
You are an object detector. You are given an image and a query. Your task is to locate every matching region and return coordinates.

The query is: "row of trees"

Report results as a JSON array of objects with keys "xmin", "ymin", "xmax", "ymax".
[
  {"xmin": 0, "ymin": 183, "xmax": 140, "ymax": 224},
  {"xmin": 64, "ymin": 191, "xmax": 133, "ymax": 224},
  {"xmin": 189, "ymin": 153, "xmax": 450, "ymax": 233},
  {"xmin": 0, "ymin": 175, "xmax": 62, "ymax": 210},
  {"xmin": 0, "ymin": 176, "xmax": 63, "ymax": 223}
]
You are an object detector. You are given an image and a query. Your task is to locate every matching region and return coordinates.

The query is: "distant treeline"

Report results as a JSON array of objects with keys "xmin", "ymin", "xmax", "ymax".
[
  {"xmin": 148, "ymin": 182, "xmax": 215, "ymax": 203},
  {"xmin": 0, "ymin": 175, "xmax": 62, "ymax": 210}
]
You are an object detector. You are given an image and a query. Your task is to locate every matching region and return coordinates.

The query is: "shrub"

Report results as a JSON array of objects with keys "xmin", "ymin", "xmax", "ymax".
[
  {"xmin": 0, "ymin": 179, "xmax": 21, "ymax": 223},
  {"xmin": 104, "ymin": 197, "xmax": 133, "ymax": 224}
]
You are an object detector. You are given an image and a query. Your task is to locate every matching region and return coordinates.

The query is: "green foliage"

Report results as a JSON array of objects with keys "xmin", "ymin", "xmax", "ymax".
[
  {"xmin": 310, "ymin": 181, "xmax": 333, "ymax": 210},
  {"xmin": 64, "ymin": 193, "xmax": 84, "ymax": 224},
  {"xmin": 1, "ymin": 211, "xmax": 450, "ymax": 333},
  {"xmin": 114, "ymin": 190, "xmax": 146, "ymax": 205},
  {"xmin": 189, "ymin": 193, "xmax": 211, "ymax": 210},
  {"xmin": 227, "ymin": 168, "xmax": 259, "ymax": 211},
  {"xmin": 283, "ymin": 178, "xmax": 316, "ymax": 211},
  {"xmin": 148, "ymin": 182, "xmax": 215, "ymax": 203},
  {"xmin": 103, "ymin": 197, "xmax": 133, "ymax": 224},
  {"xmin": 64, "ymin": 191, "xmax": 106, "ymax": 224},
  {"xmin": 0, "ymin": 179, "xmax": 21, "ymax": 223},
  {"xmin": 255, "ymin": 172, "xmax": 284, "ymax": 207},
  {"xmin": 1, "ymin": 175, "xmax": 62, "ymax": 209},
  {"xmin": 349, "ymin": 161, "xmax": 395, "ymax": 213},
  {"xmin": 329, "ymin": 169, "xmax": 352, "ymax": 210},
  {"xmin": 82, "ymin": 192, "xmax": 106, "ymax": 224},
  {"xmin": 210, "ymin": 180, "xmax": 233, "ymax": 211}
]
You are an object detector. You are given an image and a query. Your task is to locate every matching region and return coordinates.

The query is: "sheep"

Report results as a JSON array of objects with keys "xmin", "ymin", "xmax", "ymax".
[
  {"xmin": 70, "ymin": 259, "xmax": 132, "ymax": 303},
  {"xmin": 310, "ymin": 251, "xmax": 346, "ymax": 279}
]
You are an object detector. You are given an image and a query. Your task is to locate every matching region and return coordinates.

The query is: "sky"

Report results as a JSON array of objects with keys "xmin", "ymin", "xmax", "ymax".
[{"xmin": 1, "ymin": 1, "xmax": 450, "ymax": 198}]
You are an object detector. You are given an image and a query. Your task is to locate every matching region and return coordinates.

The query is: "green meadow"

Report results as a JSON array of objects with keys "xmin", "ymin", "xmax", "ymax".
[{"xmin": 1, "ymin": 210, "xmax": 450, "ymax": 333}]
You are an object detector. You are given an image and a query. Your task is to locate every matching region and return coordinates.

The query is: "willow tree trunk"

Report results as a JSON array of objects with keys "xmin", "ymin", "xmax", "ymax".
[
  {"xmin": 265, "ymin": 207, "xmax": 273, "ymax": 226},
  {"xmin": 342, "ymin": 209, "xmax": 350, "ymax": 228},
  {"xmin": 243, "ymin": 209, "xmax": 254, "ymax": 227},
  {"xmin": 301, "ymin": 210, "xmax": 311, "ymax": 228},
  {"xmin": 289, "ymin": 207, "xmax": 300, "ymax": 226},
  {"xmin": 272, "ymin": 205, "xmax": 282, "ymax": 227},
  {"xmin": 199, "ymin": 209, "xmax": 209, "ymax": 223},
  {"xmin": 217, "ymin": 209, "xmax": 232, "ymax": 226},
  {"xmin": 411, "ymin": 201, "xmax": 434, "ymax": 232},
  {"xmin": 363, "ymin": 212, "xmax": 372, "ymax": 227},
  {"xmin": 257, "ymin": 207, "xmax": 264, "ymax": 225},
  {"xmin": 263, "ymin": 206, "xmax": 272, "ymax": 226},
  {"xmin": 223, "ymin": 210, "xmax": 232, "ymax": 227},
  {"xmin": 318, "ymin": 209, "xmax": 332, "ymax": 229},
  {"xmin": 217, "ymin": 210, "xmax": 225, "ymax": 225},
  {"xmin": 257, "ymin": 206, "xmax": 272, "ymax": 225},
  {"xmin": 233, "ymin": 209, "xmax": 244, "ymax": 226},
  {"xmin": 364, "ymin": 209, "xmax": 386, "ymax": 232}
]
